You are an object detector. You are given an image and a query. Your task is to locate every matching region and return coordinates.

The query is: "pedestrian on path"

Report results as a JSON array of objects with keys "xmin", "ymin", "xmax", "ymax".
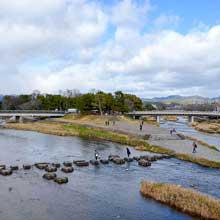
[
  {"xmin": 192, "ymin": 141, "xmax": 197, "ymax": 153},
  {"xmin": 140, "ymin": 124, "xmax": 143, "ymax": 131},
  {"xmin": 95, "ymin": 150, "xmax": 100, "ymax": 160}
]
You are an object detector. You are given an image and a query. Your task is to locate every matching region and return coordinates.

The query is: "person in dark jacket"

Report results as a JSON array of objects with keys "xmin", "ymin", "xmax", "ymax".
[
  {"xmin": 126, "ymin": 147, "xmax": 131, "ymax": 157},
  {"xmin": 192, "ymin": 141, "xmax": 197, "ymax": 153}
]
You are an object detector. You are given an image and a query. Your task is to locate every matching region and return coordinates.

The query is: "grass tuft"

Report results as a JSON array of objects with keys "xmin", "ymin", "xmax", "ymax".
[{"xmin": 140, "ymin": 181, "xmax": 220, "ymax": 220}]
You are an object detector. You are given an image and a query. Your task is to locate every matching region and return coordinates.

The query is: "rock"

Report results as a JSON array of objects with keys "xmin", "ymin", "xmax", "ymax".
[
  {"xmin": 43, "ymin": 172, "xmax": 57, "ymax": 180},
  {"xmin": 10, "ymin": 166, "xmax": 19, "ymax": 171},
  {"xmin": 51, "ymin": 163, "xmax": 61, "ymax": 168},
  {"xmin": 0, "ymin": 169, "xmax": 13, "ymax": 176},
  {"xmin": 45, "ymin": 166, "xmax": 57, "ymax": 172},
  {"xmin": 100, "ymin": 159, "xmax": 109, "ymax": 164},
  {"xmin": 124, "ymin": 157, "xmax": 133, "ymax": 162},
  {"xmin": 138, "ymin": 159, "xmax": 151, "ymax": 167},
  {"xmin": 35, "ymin": 163, "xmax": 49, "ymax": 170},
  {"xmin": 133, "ymin": 156, "xmax": 140, "ymax": 161},
  {"xmin": 54, "ymin": 177, "xmax": 68, "ymax": 184},
  {"xmin": 108, "ymin": 155, "xmax": 120, "ymax": 161},
  {"xmin": 61, "ymin": 166, "xmax": 74, "ymax": 173},
  {"xmin": 23, "ymin": 165, "xmax": 31, "ymax": 170},
  {"xmin": 0, "ymin": 165, "xmax": 6, "ymax": 170},
  {"xmin": 90, "ymin": 160, "xmax": 99, "ymax": 166},
  {"xmin": 63, "ymin": 161, "xmax": 72, "ymax": 167},
  {"xmin": 74, "ymin": 160, "xmax": 89, "ymax": 167},
  {"xmin": 113, "ymin": 158, "xmax": 125, "ymax": 165}
]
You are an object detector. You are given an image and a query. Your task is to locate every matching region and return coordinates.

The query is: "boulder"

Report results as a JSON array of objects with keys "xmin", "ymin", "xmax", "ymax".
[
  {"xmin": 90, "ymin": 160, "xmax": 99, "ymax": 166},
  {"xmin": 10, "ymin": 166, "xmax": 19, "ymax": 171},
  {"xmin": 45, "ymin": 166, "xmax": 57, "ymax": 172},
  {"xmin": 23, "ymin": 165, "xmax": 31, "ymax": 170},
  {"xmin": 74, "ymin": 160, "xmax": 89, "ymax": 167},
  {"xmin": 43, "ymin": 172, "xmax": 57, "ymax": 180},
  {"xmin": 63, "ymin": 161, "xmax": 72, "ymax": 167},
  {"xmin": 0, "ymin": 169, "xmax": 13, "ymax": 176},
  {"xmin": 52, "ymin": 163, "xmax": 61, "ymax": 168},
  {"xmin": 113, "ymin": 158, "xmax": 125, "ymax": 165},
  {"xmin": 108, "ymin": 155, "xmax": 120, "ymax": 161},
  {"xmin": 138, "ymin": 159, "xmax": 151, "ymax": 167},
  {"xmin": 54, "ymin": 177, "xmax": 68, "ymax": 184},
  {"xmin": 0, "ymin": 165, "xmax": 6, "ymax": 170},
  {"xmin": 100, "ymin": 159, "xmax": 109, "ymax": 164},
  {"xmin": 35, "ymin": 163, "xmax": 49, "ymax": 170},
  {"xmin": 61, "ymin": 166, "xmax": 74, "ymax": 173},
  {"xmin": 124, "ymin": 157, "xmax": 133, "ymax": 162}
]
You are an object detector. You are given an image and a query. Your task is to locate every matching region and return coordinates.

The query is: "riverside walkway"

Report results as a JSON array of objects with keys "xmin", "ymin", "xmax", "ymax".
[{"xmin": 55, "ymin": 117, "xmax": 220, "ymax": 163}]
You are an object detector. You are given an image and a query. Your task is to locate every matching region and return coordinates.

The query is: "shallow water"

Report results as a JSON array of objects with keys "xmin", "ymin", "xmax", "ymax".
[
  {"xmin": 0, "ymin": 129, "xmax": 220, "ymax": 220},
  {"xmin": 160, "ymin": 117, "xmax": 220, "ymax": 150}
]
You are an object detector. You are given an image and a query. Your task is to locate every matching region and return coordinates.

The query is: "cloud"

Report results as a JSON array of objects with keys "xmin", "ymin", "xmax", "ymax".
[{"xmin": 0, "ymin": 0, "xmax": 219, "ymax": 98}]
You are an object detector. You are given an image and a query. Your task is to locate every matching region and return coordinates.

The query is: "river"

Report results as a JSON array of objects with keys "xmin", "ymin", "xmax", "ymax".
[
  {"xmin": 160, "ymin": 117, "xmax": 220, "ymax": 149},
  {"xmin": 0, "ymin": 128, "xmax": 220, "ymax": 220}
]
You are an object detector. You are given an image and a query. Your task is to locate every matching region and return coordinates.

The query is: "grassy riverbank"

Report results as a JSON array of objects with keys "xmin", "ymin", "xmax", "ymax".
[
  {"xmin": 4, "ymin": 121, "xmax": 220, "ymax": 168},
  {"xmin": 140, "ymin": 181, "xmax": 220, "ymax": 220},
  {"xmin": 192, "ymin": 121, "xmax": 220, "ymax": 134}
]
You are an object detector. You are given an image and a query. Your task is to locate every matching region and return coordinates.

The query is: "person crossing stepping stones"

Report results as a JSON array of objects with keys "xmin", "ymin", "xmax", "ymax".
[{"xmin": 126, "ymin": 147, "xmax": 131, "ymax": 158}]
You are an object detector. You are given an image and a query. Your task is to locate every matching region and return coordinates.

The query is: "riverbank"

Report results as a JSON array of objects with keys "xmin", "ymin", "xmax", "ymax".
[
  {"xmin": 192, "ymin": 121, "xmax": 220, "ymax": 134},
  {"xmin": 3, "ymin": 117, "xmax": 220, "ymax": 168},
  {"xmin": 140, "ymin": 181, "xmax": 220, "ymax": 220}
]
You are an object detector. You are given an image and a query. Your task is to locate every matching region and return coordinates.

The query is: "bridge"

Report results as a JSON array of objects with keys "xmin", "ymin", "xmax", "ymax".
[
  {"xmin": 0, "ymin": 110, "xmax": 65, "ymax": 122},
  {"xmin": 127, "ymin": 111, "xmax": 220, "ymax": 123}
]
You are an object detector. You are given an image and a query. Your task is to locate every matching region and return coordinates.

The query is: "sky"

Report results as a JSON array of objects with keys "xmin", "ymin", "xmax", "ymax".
[{"xmin": 1, "ymin": 0, "xmax": 220, "ymax": 98}]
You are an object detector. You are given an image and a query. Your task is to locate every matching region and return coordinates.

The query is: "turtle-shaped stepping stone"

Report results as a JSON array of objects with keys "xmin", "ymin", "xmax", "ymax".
[
  {"xmin": 45, "ymin": 166, "xmax": 57, "ymax": 172},
  {"xmin": 43, "ymin": 172, "xmax": 57, "ymax": 180},
  {"xmin": 35, "ymin": 163, "xmax": 49, "ymax": 170},
  {"xmin": 51, "ymin": 163, "xmax": 61, "ymax": 168},
  {"xmin": 61, "ymin": 166, "xmax": 74, "ymax": 173},
  {"xmin": 54, "ymin": 177, "xmax": 68, "ymax": 184},
  {"xmin": 90, "ymin": 160, "xmax": 99, "ymax": 166},
  {"xmin": 100, "ymin": 159, "xmax": 109, "ymax": 164},
  {"xmin": 10, "ymin": 166, "xmax": 19, "ymax": 171},
  {"xmin": 112, "ymin": 158, "xmax": 125, "ymax": 165},
  {"xmin": 124, "ymin": 157, "xmax": 133, "ymax": 162},
  {"xmin": 0, "ymin": 169, "xmax": 13, "ymax": 176}
]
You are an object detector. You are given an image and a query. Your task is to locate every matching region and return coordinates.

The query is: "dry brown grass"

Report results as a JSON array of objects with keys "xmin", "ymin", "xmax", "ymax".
[
  {"xmin": 140, "ymin": 181, "xmax": 220, "ymax": 220},
  {"xmin": 192, "ymin": 122, "xmax": 220, "ymax": 134}
]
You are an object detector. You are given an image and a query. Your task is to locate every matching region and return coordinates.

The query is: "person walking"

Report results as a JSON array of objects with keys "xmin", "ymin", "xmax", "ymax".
[
  {"xmin": 192, "ymin": 141, "xmax": 197, "ymax": 153},
  {"xmin": 140, "ymin": 124, "xmax": 143, "ymax": 131},
  {"xmin": 126, "ymin": 147, "xmax": 131, "ymax": 158},
  {"xmin": 95, "ymin": 150, "xmax": 100, "ymax": 160}
]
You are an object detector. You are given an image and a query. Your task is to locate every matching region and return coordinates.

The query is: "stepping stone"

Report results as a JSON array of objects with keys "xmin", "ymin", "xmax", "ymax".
[
  {"xmin": 90, "ymin": 160, "xmax": 99, "ymax": 166},
  {"xmin": 108, "ymin": 155, "xmax": 120, "ymax": 161},
  {"xmin": 74, "ymin": 160, "xmax": 89, "ymax": 167},
  {"xmin": 35, "ymin": 163, "xmax": 49, "ymax": 170},
  {"xmin": 124, "ymin": 157, "xmax": 133, "ymax": 162},
  {"xmin": 138, "ymin": 159, "xmax": 151, "ymax": 167},
  {"xmin": 113, "ymin": 158, "xmax": 125, "ymax": 165},
  {"xmin": 43, "ymin": 172, "xmax": 57, "ymax": 180},
  {"xmin": 0, "ymin": 165, "xmax": 6, "ymax": 170},
  {"xmin": 45, "ymin": 166, "xmax": 57, "ymax": 172},
  {"xmin": 54, "ymin": 177, "xmax": 68, "ymax": 184},
  {"xmin": 63, "ymin": 161, "xmax": 72, "ymax": 167},
  {"xmin": 10, "ymin": 166, "xmax": 19, "ymax": 171},
  {"xmin": 61, "ymin": 166, "xmax": 74, "ymax": 173},
  {"xmin": 0, "ymin": 169, "xmax": 13, "ymax": 176},
  {"xmin": 100, "ymin": 159, "xmax": 109, "ymax": 164},
  {"xmin": 133, "ymin": 156, "xmax": 140, "ymax": 161},
  {"xmin": 23, "ymin": 165, "xmax": 31, "ymax": 170},
  {"xmin": 51, "ymin": 163, "xmax": 61, "ymax": 168}
]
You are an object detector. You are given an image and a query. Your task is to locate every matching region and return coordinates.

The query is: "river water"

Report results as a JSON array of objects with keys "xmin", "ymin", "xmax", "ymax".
[
  {"xmin": 0, "ymin": 129, "xmax": 220, "ymax": 220},
  {"xmin": 160, "ymin": 117, "xmax": 220, "ymax": 150}
]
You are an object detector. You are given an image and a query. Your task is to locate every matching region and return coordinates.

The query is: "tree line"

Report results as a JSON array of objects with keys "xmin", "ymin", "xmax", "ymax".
[{"xmin": 0, "ymin": 91, "xmax": 144, "ymax": 114}]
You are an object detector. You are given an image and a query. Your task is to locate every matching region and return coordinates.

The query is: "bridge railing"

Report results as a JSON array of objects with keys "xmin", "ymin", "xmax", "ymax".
[{"xmin": 0, "ymin": 110, "xmax": 65, "ymax": 114}]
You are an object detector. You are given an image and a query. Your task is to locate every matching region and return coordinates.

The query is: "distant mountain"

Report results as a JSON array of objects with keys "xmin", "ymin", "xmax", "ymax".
[{"xmin": 143, "ymin": 95, "xmax": 220, "ymax": 105}]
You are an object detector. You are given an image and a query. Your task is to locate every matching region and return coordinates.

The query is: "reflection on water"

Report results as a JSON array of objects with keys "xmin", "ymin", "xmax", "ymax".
[
  {"xmin": 0, "ymin": 129, "xmax": 219, "ymax": 220},
  {"xmin": 160, "ymin": 117, "xmax": 220, "ymax": 150}
]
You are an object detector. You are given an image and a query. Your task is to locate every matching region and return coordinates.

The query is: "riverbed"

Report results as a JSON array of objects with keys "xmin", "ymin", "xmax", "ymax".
[
  {"xmin": 160, "ymin": 117, "xmax": 220, "ymax": 150},
  {"xmin": 0, "ymin": 129, "xmax": 220, "ymax": 220}
]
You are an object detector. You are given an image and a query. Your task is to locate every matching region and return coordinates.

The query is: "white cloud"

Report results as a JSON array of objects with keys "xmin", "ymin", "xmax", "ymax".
[{"xmin": 0, "ymin": 0, "xmax": 219, "ymax": 98}]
